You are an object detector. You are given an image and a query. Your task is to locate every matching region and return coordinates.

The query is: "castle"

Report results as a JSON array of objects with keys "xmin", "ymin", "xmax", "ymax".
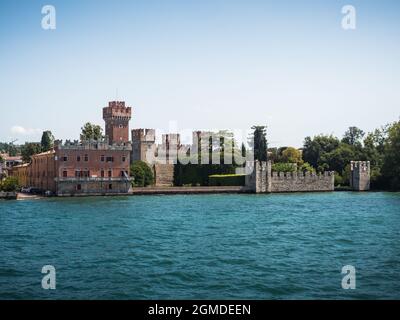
[{"xmin": 10, "ymin": 100, "xmax": 371, "ymax": 195}]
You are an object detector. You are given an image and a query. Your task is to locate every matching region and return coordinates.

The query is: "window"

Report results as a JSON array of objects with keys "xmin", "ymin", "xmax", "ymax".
[
  {"xmin": 122, "ymin": 156, "xmax": 126, "ymax": 162},
  {"xmin": 108, "ymin": 170, "xmax": 112, "ymax": 178},
  {"xmin": 101, "ymin": 170, "xmax": 105, "ymax": 178},
  {"xmin": 63, "ymin": 171, "xmax": 67, "ymax": 177},
  {"xmin": 101, "ymin": 155, "xmax": 105, "ymax": 162},
  {"xmin": 76, "ymin": 184, "xmax": 82, "ymax": 191},
  {"xmin": 62, "ymin": 156, "xmax": 68, "ymax": 161},
  {"xmin": 106, "ymin": 156, "xmax": 114, "ymax": 162},
  {"xmin": 84, "ymin": 154, "xmax": 88, "ymax": 162},
  {"xmin": 77, "ymin": 156, "xmax": 81, "ymax": 162},
  {"xmin": 75, "ymin": 171, "xmax": 81, "ymax": 177},
  {"xmin": 108, "ymin": 184, "xmax": 112, "ymax": 190}
]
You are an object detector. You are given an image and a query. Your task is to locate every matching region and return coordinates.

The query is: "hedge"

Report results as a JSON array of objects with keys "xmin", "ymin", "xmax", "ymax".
[
  {"xmin": 208, "ymin": 174, "xmax": 246, "ymax": 186},
  {"xmin": 174, "ymin": 163, "xmax": 236, "ymax": 186}
]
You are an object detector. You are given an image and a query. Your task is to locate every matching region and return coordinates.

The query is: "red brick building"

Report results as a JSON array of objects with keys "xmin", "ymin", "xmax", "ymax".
[
  {"xmin": 12, "ymin": 101, "xmax": 132, "ymax": 196},
  {"xmin": 103, "ymin": 101, "xmax": 132, "ymax": 144}
]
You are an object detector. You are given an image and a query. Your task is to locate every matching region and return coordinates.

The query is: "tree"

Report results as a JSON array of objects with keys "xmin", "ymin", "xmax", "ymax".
[
  {"xmin": 381, "ymin": 120, "xmax": 400, "ymax": 189},
  {"xmin": 80, "ymin": 122, "xmax": 104, "ymax": 142},
  {"xmin": 281, "ymin": 147, "xmax": 303, "ymax": 165},
  {"xmin": 321, "ymin": 143, "xmax": 355, "ymax": 174},
  {"xmin": 40, "ymin": 130, "xmax": 55, "ymax": 152},
  {"xmin": 299, "ymin": 162, "xmax": 315, "ymax": 173},
  {"xmin": 251, "ymin": 126, "xmax": 268, "ymax": 162},
  {"xmin": 0, "ymin": 142, "xmax": 19, "ymax": 156},
  {"xmin": 130, "ymin": 161, "xmax": 154, "ymax": 187},
  {"xmin": 342, "ymin": 126, "xmax": 365, "ymax": 147},
  {"xmin": 21, "ymin": 142, "xmax": 42, "ymax": 163},
  {"xmin": 302, "ymin": 135, "xmax": 340, "ymax": 169},
  {"xmin": 0, "ymin": 176, "xmax": 19, "ymax": 192},
  {"xmin": 241, "ymin": 143, "xmax": 246, "ymax": 158},
  {"xmin": 271, "ymin": 162, "xmax": 296, "ymax": 173}
]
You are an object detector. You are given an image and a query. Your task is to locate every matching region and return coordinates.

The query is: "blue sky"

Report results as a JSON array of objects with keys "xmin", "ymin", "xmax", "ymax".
[{"xmin": 0, "ymin": 0, "xmax": 399, "ymax": 147}]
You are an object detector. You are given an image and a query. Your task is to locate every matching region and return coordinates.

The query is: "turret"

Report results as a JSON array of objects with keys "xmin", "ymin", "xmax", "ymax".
[{"xmin": 103, "ymin": 101, "xmax": 132, "ymax": 144}]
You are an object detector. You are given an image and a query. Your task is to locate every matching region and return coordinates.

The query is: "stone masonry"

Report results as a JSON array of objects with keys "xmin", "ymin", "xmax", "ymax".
[
  {"xmin": 350, "ymin": 161, "xmax": 370, "ymax": 191},
  {"xmin": 245, "ymin": 161, "xmax": 335, "ymax": 193}
]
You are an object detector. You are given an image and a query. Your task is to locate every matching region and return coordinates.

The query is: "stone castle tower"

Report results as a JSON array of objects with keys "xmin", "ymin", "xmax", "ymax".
[
  {"xmin": 103, "ymin": 101, "xmax": 132, "ymax": 144},
  {"xmin": 131, "ymin": 129, "xmax": 156, "ymax": 163},
  {"xmin": 350, "ymin": 161, "xmax": 370, "ymax": 191}
]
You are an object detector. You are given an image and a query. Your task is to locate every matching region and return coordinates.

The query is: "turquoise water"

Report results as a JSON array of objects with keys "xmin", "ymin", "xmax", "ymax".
[{"xmin": 0, "ymin": 192, "xmax": 399, "ymax": 300}]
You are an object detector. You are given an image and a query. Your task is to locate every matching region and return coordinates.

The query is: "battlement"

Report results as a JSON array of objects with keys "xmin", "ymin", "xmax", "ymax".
[
  {"xmin": 55, "ymin": 139, "xmax": 132, "ymax": 151},
  {"xmin": 351, "ymin": 161, "xmax": 370, "ymax": 172},
  {"xmin": 350, "ymin": 160, "xmax": 370, "ymax": 191},
  {"xmin": 109, "ymin": 101, "xmax": 126, "ymax": 108},
  {"xmin": 271, "ymin": 171, "xmax": 334, "ymax": 179},
  {"xmin": 103, "ymin": 101, "xmax": 132, "ymax": 120},
  {"xmin": 162, "ymin": 133, "xmax": 181, "ymax": 146},
  {"xmin": 132, "ymin": 129, "xmax": 156, "ymax": 142},
  {"xmin": 245, "ymin": 161, "xmax": 335, "ymax": 193}
]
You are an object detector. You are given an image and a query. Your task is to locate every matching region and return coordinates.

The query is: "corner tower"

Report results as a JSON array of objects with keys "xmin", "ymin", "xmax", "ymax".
[
  {"xmin": 103, "ymin": 101, "xmax": 132, "ymax": 144},
  {"xmin": 131, "ymin": 129, "xmax": 156, "ymax": 163},
  {"xmin": 350, "ymin": 161, "xmax": 370, "ymax": 191}
]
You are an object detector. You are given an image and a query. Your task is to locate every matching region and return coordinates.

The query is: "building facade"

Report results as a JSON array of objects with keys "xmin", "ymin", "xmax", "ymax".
[
  {"xmin": 55, "ymin": 140, "xmax": 131, "ymax": 196},
  {"xmin": 103, "ymin": 101, "xmax": 132, "ymax": 144},
  {"xmin": 11, "ymin": 101, "xmax": 132, "ymax": 196}
]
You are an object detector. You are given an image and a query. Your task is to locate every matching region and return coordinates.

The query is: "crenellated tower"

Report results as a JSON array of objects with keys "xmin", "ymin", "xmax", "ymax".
[
  {"xmin": 131, "ymin": 129, "xmax": 156, "ymax": 163},
  {"xmin": 103, "ymin": 101, "xmax": 132, "ymax": 144},
  {"xmin": 350, "ymin": 161, "xmax": 370, "ymax": 191}
]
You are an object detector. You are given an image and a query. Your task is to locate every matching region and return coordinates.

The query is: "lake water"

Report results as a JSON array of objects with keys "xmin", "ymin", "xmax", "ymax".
[{"xmin": 0, "ymin": 192, "xmax": 399, "ymax": 299}]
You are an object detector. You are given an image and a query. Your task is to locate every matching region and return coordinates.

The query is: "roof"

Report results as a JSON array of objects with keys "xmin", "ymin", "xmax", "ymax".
[
  {"xmin": 12, "ymin": 163, "xmax": 30, "ymax": 168},
  {"xmin": 31, "ymin": 150, "xmax": 55, "ymax": 157},
  {"xmin": 4, "ymin": 156, "xmax": 22, "ymax": 161}
]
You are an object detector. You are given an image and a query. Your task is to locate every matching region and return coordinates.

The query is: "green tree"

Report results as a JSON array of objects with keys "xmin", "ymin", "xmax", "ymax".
[
  {"xmin": 281, "ymin": 147, "xmax": 303, "ymax": 165},
  {"xmin": 299, "ymin": 162, "xmax": 315, "ymax": 173},
  {"xmin": 321, "ymin": 143, "xmax": 355, "ymax": 174},
  {"xmin": 21, "ymin": 142, "xmax": 42, "ymax": 163},
  {"xmin": 381, "ymin": 120, "xmax": 400, "ymax": 189},
  {"xmin": 271, "ymin": 162, "xmax": 296, "ymax": 173},
  {"xmin": 241, "ymin": 143, "xmax": 246, "ymax": 158},
  {"xmin": 342, "ymin": 126, "xmax": 365, "ymax": 147},
  {"xmin": 80, "ymin": 122, "xmax": 104, "ymax": 142},
  {"xmin": 130, "ymin": 161, "xmax": 154, "ymax": 187},
  {"xmin": 251, "ymin": 125, "xmax": 268, "ymax": 162},
  {"xmin": 302, "ymin": 135, "xmax": 340, "ymax": 169},
  {"xmin": 0, "ymin": 176, "xmax": 19, "ymax": 192},
  {"xmin": 0, "ymin": 142, "xmax": 19, "ymax": 156},
  {"xmin": 40, "ymin": 130, "xmax": 55, "ymax": 152}
]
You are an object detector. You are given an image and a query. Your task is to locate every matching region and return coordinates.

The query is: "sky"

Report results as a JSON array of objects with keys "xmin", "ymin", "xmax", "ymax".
[{"xmin": 0, "ymin": 0, "xmax": 399, "ymax": 147}]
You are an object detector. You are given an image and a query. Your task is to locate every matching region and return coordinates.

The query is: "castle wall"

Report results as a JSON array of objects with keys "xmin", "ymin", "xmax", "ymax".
[
  {"xmin": 271, "ymin": 171, "xmax": 334, "ymax": 192},
  {"xmin": 245, "ymin": 161, "xmax": 334, "ymax": 193},
  {"xmin": 56, "ymin": 179, "xmax": 131, "ymax": 196},
  {"xmin": 154, "ymin": 163, "xmax": 174, "ymax": 187}
]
